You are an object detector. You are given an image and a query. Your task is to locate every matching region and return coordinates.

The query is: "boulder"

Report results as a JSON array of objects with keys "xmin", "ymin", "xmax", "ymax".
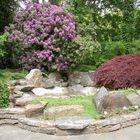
[
  {"xmin": 55, "ymin": 116, "xmax": 94, "ymax": 130},
  {"xmin": 25, "ymin": 69, "xmax": 43, "ymax": 87},
  {"xmin": 43, "ymin": 73, "xmax": 68, "ymax": 88},
  {"xmin": 80, "ymin": 87, "xmax": 97, "ymax": 96},
  {"xmin": 48, "ymin": 72, "xmax": 62, "ymax": 80},
  {"xmin": 93, "ymin": 86, "xmax": 109, "ymax": 112},
  {"xmin": 9, "ymin": 79, "xmax": 27, "ymax": 86},
  {"xmin": 68, "ymin": 85, "xmax": 97, "ymax": 96},
  {"xmin": 68, "ymin": 72, "xmax": 95, "ymax": 87},
  {"xmin": 68, "ymin": 72, "xmax": 81, "ymax": 85},
  {"xmin": 14, "ymin": 85, "xmax": 34, "ymax": 92},
  {"xmin": 80, "ymin": 72, "xmax": 96, "ymax": 87},
  {"xmin": 25, "ymin": 102, "xmax": 48, "ymax": 118},
  {"xmin": 18, "ymin": 79, "xmax": 28, "ymax": 86},
  {"xmin": 127, "ymin": 94, "xmax": 140, "ymax": 105},
  {"xmin": 99, "ymin": 94, "xmax": 132, "ymax": 113},
  {"xmin": 32, "ymin": 87, "xmax": 69, "ymax": 96},
  {"xmin": 15, "ymin": 95, "xmax": 35, "ymax": 107},
  {"xmin": 13, "ymin": 91, "xmax": 24, "ymax": 98},
  {"xmin": 42, "ymin": 78, "xmax": 55, "ymax": 88},
  {"xmin": 43, "ymin": 79, "xmax": 68, "ymax": 88},
  {"xmin": 44, "ymin": 105, "xmax": 84, "ymax": 120}
]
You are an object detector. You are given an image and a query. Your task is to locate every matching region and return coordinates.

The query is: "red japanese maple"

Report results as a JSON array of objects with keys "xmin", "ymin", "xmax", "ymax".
[{"xmin": 95, "ymin": 54, "xmax": 140, "ymax": 89}]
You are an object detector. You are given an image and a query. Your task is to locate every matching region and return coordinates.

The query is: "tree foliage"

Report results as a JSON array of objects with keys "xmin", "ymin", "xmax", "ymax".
[
  {"xmin": 67, "ymin": 0, "xmax": 140, "ymax": 42},
  {"xmin": 0, "ymin": 0, "xmax": 17, "ymax": 33}
]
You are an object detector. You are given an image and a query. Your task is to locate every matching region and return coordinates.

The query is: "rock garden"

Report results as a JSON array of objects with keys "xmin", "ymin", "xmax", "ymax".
[
  {"xmin": 0, "ymin": 0, "xmax": 140, "ymax": 137},
  {"xmin": 0, "ymin": 68, "xmax": 139, "ymax": 136}
]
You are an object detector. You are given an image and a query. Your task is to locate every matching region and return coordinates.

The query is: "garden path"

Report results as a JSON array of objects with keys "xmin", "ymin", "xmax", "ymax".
[{"xmin": 0, "ymin": 124, "xmax": 140, "ymax": 140}]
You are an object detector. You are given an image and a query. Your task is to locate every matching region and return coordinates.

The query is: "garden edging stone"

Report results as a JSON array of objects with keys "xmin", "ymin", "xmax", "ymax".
[{"xmin": 0, "ymin": 108, "xmax": 140, "ymax": 136}]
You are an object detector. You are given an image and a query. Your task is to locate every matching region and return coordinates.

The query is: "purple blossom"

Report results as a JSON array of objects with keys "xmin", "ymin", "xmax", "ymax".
[{"xmin": 7, "ymin": 1, "xmax": 77, "ymax": 72}]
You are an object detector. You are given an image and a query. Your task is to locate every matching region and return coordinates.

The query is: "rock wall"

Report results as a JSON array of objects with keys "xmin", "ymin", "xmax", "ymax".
[
  {"xmin": 0, "ymin": 108, "xmax": 140, "ymax": 136},
  {"xmin": 8, "ymin": 69, "xmax": 97, "ymax": 107},
  {"xmin": 4, "ymin": 69, "xmax": 140, "ymax": 136}
]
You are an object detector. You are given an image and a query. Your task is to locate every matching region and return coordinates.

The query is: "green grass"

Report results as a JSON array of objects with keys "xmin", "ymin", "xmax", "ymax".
[
  {"xmin": 0, "ymin": 69, "xmax": 27, "ymax": 82},
  {"xmin": 111, "ymin": 88, "xmax": 137, "ymax": 96},
  {"xmin": 32, "ymin": 96, "xmax": 100, "ymax": 119}
]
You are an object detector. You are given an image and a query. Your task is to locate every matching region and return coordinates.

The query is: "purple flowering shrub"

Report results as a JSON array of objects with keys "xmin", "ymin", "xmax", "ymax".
[{"xmin": 6, "ymin": 2, "xmax": 77, "ymax": 71}]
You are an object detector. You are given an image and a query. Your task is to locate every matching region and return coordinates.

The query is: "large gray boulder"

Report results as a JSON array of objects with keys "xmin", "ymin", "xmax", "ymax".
[
  {"xmin": 43, "ymin": 73, "xmax": 68, "ymax": 88},
  {"xmin": 15, "ymin": 95, "xmax": 35, "ymax": 107},
  {"xmin": 99, "ymin": 94, "xmax": 132, "ymax": 113},
  {"xmin": 68, "ymin": 84, "xmax": 97, "ymax": 96},
  {"xmin": 32, "ymin": 87, "xmax": 69, "ymax": 96},
  {"xmin": 9, "ymin": 79, "xmax": 27, "ymax": 86},
  {"xmin": 68, "ymin": 72, "xmax": 95, "ymax": 87},
  {"xmin": 93, "ymin": 86, "xmax": 109, "ymax": 112},
  {"xmin": 55, "ymin": 116, "xmax": 94, "ymax": 130},
  {"xmin": 14, "ymin": 85, "xmax": 34, "ymax": 92},
  {"xmin": 13, "ymin": 91, "xmax": 24, "ymax": 98}
]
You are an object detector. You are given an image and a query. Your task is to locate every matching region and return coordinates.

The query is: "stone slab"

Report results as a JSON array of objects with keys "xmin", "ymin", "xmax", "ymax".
[{"xmin": 55, "ymin": 116, "xmax": 94, "ymax": 130}]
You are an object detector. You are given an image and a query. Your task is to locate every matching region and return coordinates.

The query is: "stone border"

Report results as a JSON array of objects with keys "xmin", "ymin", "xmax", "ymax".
[{"xmin": 0, "ymin": 108, "xmax": 140, "ymax": 136}]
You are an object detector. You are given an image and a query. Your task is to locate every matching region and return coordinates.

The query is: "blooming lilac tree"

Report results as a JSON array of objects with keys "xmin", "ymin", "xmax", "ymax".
[{"xmin": 6, "ymin": 2, "xmax": 77, "ymax": 72}]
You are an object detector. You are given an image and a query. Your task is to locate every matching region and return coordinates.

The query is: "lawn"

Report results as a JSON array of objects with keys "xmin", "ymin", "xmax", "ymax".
[{"xmin": 32, "ymin": 96, "xmax": 100, "ymax": 119}]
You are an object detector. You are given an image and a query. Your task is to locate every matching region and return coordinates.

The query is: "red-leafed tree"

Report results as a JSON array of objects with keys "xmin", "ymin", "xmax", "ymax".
[{"xmin": 95, "ymin": 54, "xmax": 140, "ymax": 89}]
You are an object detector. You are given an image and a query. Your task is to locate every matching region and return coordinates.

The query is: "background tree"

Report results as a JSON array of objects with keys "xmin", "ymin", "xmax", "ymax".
[{"xmin": 0, "ymin": 0, "xmax": 17, "ymax": 34}]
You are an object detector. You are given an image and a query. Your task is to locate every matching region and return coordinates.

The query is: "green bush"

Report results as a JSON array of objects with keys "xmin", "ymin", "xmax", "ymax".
[
  {"xmin": 72, "ymin": 24, "xmax": 101, "ymax": 66},
  {"xmin": 0, "ymin": 33, "xmax": 13, "ymax": 68},
  {"xmin": 94, "ymin": 41, "xmax": 126, "ymax": 67},
  {"xmin": 126, "ymin": 40, "xmax": 140, "ymax": 54},
  {"xmin": 77, "ymin": 40, "xmax": 126, "ymax": 68},
  {"xmin": 0, "ymin": 33, "xmax": 9, "ymax": 58},
  {"xmin": 74, "ymin": 38, "xmax": 140, "ymax": 69},
  {"xmin": 74, "ymin": 35, "xmax": 101, "ymax": 65},
  {"xmin": 0, "ymin": 81, "xmax": 9, "ymax": 108}
]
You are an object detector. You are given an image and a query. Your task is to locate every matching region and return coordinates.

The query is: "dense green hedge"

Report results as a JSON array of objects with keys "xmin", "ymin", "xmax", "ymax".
[
  {"xmin": 78, "ymin": 39, "xmax": 140, "ymax": 68},
  {"xmin": 0, "ymin": 69, "xmax": 27, "ymax": 108}
]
